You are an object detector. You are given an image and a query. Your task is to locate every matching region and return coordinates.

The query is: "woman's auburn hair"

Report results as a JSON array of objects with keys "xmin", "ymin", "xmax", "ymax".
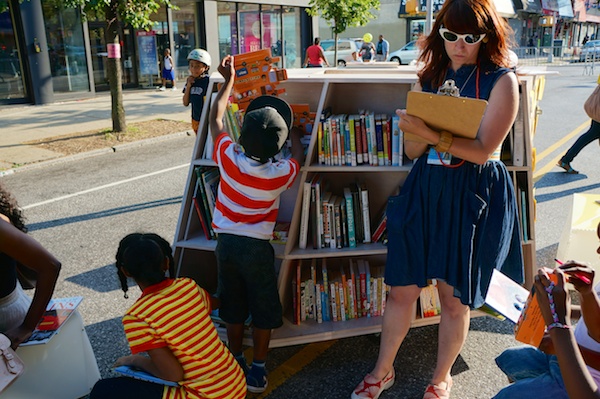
[{"xmin": 417, "ymin": 0, "xmax": 514, "ymax": 88}]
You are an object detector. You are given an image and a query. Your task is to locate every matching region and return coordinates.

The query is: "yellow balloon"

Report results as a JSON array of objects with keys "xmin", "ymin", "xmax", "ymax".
[{"xmin": 363, "ymin": 33, "xmax": 373, "ymax": 43}]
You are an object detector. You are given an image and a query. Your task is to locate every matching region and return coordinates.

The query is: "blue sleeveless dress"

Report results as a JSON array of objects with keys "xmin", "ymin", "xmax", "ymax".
[{"xmin": 385, "ymin": 62, "xmax": 524, "ymax": 308}]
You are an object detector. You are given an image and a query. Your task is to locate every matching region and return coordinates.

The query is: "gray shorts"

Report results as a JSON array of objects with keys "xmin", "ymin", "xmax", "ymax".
[{"xmin": 215, "ymin": 233, "xmax": 282, "ymax": 329}]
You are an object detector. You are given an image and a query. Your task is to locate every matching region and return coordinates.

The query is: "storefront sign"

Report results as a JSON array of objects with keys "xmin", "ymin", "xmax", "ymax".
[
  {"xmin": 137, "ymin": 31, "xmax": 159, "ymax": 76},
  {"xmin": 107, "ymin": 43, "xmax": 121, "ymax": 59}
]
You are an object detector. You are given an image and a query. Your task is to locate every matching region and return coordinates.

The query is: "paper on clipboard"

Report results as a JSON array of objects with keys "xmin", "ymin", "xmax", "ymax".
[{"xmin": 404, "ymin": 91, "xmax": 488, "ymax": 143}]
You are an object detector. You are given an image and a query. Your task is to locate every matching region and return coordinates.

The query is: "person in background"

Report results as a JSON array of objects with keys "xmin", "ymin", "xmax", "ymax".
[
  {"xmin": 90, "ymin": 233, "xmax": 246, "ymax": 399},
  {"xmin": 557, "ymin": 73, "xmax": 600, "ymax": 174},
  {"xmin": 0, "ymin": 182, "xmax": 61, "ymax": 349},
  {"xmin": 376, "ymin": 34, "xmax": 390, "ymax": 62},
  {"xmin": 360, "ymin": 35, "xmax": 376, "ymax": 62},
  {"xmin": 303, "ymin": 38, "xmax": 330, "ymax": 68},
  {"xmin": 493, "ymin": 222, "xmax": 600, "ymax": 399},
  {"xmin": 182, "ymin": 48, "xmax": 211, "ymax": 134},
  {"xmin": 209, "ymin": 55, "xmax": 304, "ymax": 393},
  {"xmin": 351, "ymin": 1, "xmax": 523, "ymax": 398},
  {"xmin": 159, "ymin": 48, "xmax": 176, "ymax": 91}
]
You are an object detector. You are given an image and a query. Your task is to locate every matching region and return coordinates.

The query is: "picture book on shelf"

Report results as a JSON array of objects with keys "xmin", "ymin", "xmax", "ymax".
[
  {"xmin": 20, "ymin": 296, "xmax": 83, "ymax": 346},
  {"xmin": 114, "ymin": 365, "xmax": 179, "ymax": 387}
]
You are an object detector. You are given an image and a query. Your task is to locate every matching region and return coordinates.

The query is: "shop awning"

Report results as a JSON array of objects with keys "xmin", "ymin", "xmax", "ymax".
[
  {"xmin": 541, "ymin": 0, "xmax": 574, "ymax": 17},
  {"xmin": 513, "ymin": 0, "xmax": 543, "ymax": 14},
  {"xmin": 398, "ymin": 0, "xmax": 515, "ymax": 18}
]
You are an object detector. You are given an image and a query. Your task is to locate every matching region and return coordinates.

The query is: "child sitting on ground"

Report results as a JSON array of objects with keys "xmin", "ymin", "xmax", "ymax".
[
  {"xmin": 493, "ymin": 221, "xmax": 600, "ymax": 399},
  {"xmin": 209, "ymin": 54, "xmax": 304, "ymax": 393},
  {"xmin": 89, "ymin": 233, "xmax": 246, "ymax": 399},
  {"xmin": 182, "ymin": 48, "xmax": 211, "ymax": 134}
]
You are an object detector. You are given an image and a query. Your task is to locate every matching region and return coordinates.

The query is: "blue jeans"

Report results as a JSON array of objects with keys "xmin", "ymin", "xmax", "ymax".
[
  {"xmin": 492, "ymin": 346, "xmax": 568, "ymax": 399},
  {"xmin": 561, "ymin": 120, "xmax": 600, "ymax": 163}
]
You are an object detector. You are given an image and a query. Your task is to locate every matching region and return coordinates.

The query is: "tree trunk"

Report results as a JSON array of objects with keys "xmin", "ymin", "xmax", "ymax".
[
  {"xmin": 105, "ymin": 1, "xmax": 126, "ymax": 133},
  {"xmin": 334, "ymin": 31, "xmax": 339, "ymax": 67}
]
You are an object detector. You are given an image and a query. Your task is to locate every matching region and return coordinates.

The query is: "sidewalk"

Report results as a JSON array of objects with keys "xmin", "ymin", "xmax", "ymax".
[{"xmin": 0, "ymin": 88, "xmax": 189, "ymax": 171}]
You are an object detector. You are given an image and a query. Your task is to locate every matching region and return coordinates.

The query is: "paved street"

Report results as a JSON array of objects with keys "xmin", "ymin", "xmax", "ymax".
[{"xmin": 1, "ymin": 63, "xmax": 599, "ymax": 399}]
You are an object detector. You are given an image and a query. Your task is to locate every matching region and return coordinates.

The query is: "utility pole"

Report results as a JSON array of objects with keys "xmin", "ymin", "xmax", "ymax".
[{"xmin": 425, "ymin": 0, "xmax": 433, "ymax": 35}]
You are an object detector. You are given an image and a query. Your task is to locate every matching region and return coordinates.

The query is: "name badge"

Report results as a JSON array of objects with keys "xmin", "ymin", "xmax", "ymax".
[{"xmin": 427, "ymin": 148, "xmax": 452, "ymax": 165}]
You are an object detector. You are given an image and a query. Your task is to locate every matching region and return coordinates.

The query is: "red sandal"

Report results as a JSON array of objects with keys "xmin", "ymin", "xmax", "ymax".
[
  {"xmin": 423, "ymin": 379, "xmax": 452, "ymax": 399},
  {"xmin": 351, "ymin": 369, "xmax": 395, "ymax": 399}
]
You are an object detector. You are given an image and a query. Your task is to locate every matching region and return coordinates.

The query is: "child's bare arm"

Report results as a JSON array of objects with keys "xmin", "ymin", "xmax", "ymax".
[
  {"xmin": 209, "ymin": 55, "xmax": 235, "ymax": 141},
  {"xmin": 115, "ymin": 347, "xmax": 184, "ymax": 382},
  {"xmin": 182, "ymin": 75, "xmax": 195, "ymax": 106}
]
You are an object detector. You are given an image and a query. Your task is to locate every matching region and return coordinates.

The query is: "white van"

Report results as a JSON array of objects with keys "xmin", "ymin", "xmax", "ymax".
[{"xmin": 320, "ymin": 39, "xmax": 361, "ymax": 67}]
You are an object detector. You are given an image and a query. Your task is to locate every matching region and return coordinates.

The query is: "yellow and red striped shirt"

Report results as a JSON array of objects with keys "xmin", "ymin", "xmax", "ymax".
[
  {"xmin": 123, "ymin": 278, "xmax": 246, "ymax": 399},
  {"xmin": 212, "ymin": 132, "xmax": 300, "ymax": 240}
]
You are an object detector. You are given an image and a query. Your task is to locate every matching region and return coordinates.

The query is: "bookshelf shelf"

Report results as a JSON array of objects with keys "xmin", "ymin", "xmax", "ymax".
[{"xmin": 172, "ymin": 67, "xmax": 541, "ymax": 347}]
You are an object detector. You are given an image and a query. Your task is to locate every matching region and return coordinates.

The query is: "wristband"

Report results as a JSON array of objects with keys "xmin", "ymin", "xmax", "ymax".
[
  {"xmin": 545, "ymin": 281, "xmax": 570, "ymax": 331},
  {"xmin": 547, "ymin": 322, "xmax": 571, "ymax": 331},
  {"xmin": 435, "ymin": 131, "xmax": 453, "ymax": 153}
]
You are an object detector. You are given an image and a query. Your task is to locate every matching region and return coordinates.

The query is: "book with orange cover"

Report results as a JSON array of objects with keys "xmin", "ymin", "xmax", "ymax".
[
  {"xmin": 514, "ymin": 273, "xmax": 559, "ymax": 347},
  {"xmin": 231, "ymin": 49, "xmax": 287, "ymax": 109},
  {"xmin": 482, "ymin": 269, "xmax": 557, "ymax": 348}
]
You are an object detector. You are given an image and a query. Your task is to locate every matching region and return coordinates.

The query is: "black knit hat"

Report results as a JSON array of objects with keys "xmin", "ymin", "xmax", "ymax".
[{"xmin": 239, "ymin": 96, "xmax": 293, "ymax": 162}]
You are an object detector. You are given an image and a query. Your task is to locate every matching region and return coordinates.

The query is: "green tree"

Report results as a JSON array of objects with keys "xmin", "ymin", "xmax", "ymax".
[
  {"xmin": 1, "ymin": 0, "xmax": 173, "ymax": 132},
  {"xmin": 63, "ymin": 0, "xmax": 174, "ymax": 132},
  {"xmin": 306, "ymin": 0, "xmax": 380, "ymax": 66}
]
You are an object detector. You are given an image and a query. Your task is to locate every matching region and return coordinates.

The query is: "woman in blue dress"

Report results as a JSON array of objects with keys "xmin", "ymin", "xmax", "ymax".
[{"xmin": 351, "ymin": 1, "xmax": 524, "ymax": 398}]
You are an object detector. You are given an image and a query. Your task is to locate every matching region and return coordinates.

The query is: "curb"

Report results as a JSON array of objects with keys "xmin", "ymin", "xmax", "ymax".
[{"xmin": 0, "ymin": 130, "xmax": 194, "ymax": 177}]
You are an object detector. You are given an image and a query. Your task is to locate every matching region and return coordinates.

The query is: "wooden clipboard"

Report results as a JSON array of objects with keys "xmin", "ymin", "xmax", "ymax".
[{"xmin": 405, "ymin": 91, "xmax": 488, "ymax": 143}]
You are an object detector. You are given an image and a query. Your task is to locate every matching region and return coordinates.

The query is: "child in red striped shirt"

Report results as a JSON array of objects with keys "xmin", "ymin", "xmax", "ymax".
[
  {"xmin": 208, "ymin": 55, "xmax": 304, "ymax": 393},
  {"xmin": 90, "ymin": 233, "xmax": 246, "ymax": 399}
]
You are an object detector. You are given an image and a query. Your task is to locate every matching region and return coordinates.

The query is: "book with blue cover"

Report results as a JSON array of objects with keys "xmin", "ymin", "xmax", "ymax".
[{"xmin": 114, "ymin": 365, "xmax": 179, "ymax": 387}]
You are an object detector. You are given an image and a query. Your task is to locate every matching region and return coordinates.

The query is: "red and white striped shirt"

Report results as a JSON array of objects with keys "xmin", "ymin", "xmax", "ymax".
[{"xmin": 212, "ymin": 132, "xmax": 299, "ymax": 240}]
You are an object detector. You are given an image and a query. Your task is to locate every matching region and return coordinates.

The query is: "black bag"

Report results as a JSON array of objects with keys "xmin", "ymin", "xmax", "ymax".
[{"xmin": 15, "ymin": 263, "xmax": 37, "ymax": 290}]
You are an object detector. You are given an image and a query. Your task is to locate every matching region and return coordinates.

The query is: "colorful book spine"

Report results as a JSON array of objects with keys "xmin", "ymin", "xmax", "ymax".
[
  {"xmin": 391, "ymin": 115, "xmax": 401, "ymax": 166},
  {"xmin": 360, "ymin": 182, "xmax": 371, "ymax": 243},
  {"xmin": 299, "ymin": 177, "xmax": 312, "ymax": 249},
  {"xmin": 354, "ymin": 116, "xmax": 363, "ymax": 165},
  {"xmin": 348, "ymin": 115, "xmax": 357, "ymax": 166},
  {"xmin": 343, "ymin": 187, "xmax": 357, "ymax": 248},
  {"xmin": 360, "ymin": 115, "xmax": 369, "ymax": 165},
  {"xmin": 375, "ymin": 115, "xmax": 384, "ymax": 166},
  {"xmin": 321, "ymin": 259, "xmax": 330, "ymax": 322}
]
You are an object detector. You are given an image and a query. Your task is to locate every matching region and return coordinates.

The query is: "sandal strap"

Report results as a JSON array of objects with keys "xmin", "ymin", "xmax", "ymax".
[{"xmin": 354, "ymin": 374, "xmax": 384, "ymax": 394}]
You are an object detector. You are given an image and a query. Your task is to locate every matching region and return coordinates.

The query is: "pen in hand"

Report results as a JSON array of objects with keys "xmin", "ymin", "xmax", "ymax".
[{"xmin": 554, "ymin": 258, "xmax": 592, "ymax": 284}]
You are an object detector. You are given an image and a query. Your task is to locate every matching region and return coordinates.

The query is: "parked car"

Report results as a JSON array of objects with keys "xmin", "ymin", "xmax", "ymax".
[
  {"xmin": 320, "ymin": 39, "xmax": 361, "ymax": 67},
  {"xmin": 580, "ymin": 40, "xmax": 600, "ymax": 62},
  {"xmin": 387, "ymin": 40, "xmax": 421, "ymax": 65}
]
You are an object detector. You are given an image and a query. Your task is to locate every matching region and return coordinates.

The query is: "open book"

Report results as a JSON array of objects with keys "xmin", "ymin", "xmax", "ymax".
[
  {"xmin": 482, "ymin": 269, "xmax": 558, "ymax": 347},
  {"xmin": 20, "ymin": 296, "xmax": 83, "ymax": 346},
  {"xmin": 114, "ymin": 365, "xmax": 179, "ymax": 387}
]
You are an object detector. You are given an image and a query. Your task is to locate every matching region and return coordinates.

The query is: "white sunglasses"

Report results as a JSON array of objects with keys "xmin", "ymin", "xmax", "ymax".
[{"xmin": 439, "ymin": 28, "xmax": 486, "ymax": 45}]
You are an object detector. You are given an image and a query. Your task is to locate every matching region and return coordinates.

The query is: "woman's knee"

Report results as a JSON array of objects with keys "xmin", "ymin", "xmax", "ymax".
[{"xmin": 387, "ymin": 285, "xmax": 421, "ymax": 305}]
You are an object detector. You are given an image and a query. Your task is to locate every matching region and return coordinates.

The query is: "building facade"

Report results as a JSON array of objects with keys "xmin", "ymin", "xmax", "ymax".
[
  {"xmin": 0, "ymin": 0, "xmax": 314, "ymax": 106},
  {"xmin": 2, "ymin": 0, "xmax": 599, "ymax": 108}
]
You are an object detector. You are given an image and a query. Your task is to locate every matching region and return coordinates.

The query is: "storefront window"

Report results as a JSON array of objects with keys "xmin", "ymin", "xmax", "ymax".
[
  {"xmin": 172, "ymin": 1, "xmax": 196, "ymax": 79},
  {"xmin": 239, "ymin": 4, "xmax": 261, "ymax": 53},
  {"xmin": 0, "ymin": 5, "xmax": 26, "ymax": 101},
  {"xmin": 282, "ymin": 8, "xmax": 301, "ymax": 69},
  {"xmin": 217, "ymin": 3, "xmax": 303, "ymax": 69},
  {"xmin": 263, "ymin": 5, "xmax": 281, "ymax": 66},
  {"xmin": 42, "ymin": 2, "xmax": 90, "ymax": 93},
  {"xmin": 218, "ymin": 2, "xmax": 238, "ymax": 59}
]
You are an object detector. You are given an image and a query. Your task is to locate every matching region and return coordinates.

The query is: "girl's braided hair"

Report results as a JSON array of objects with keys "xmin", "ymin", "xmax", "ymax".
[{"xmin": 115, "ymin": 233, "xmax": 175, "ymax": 298}]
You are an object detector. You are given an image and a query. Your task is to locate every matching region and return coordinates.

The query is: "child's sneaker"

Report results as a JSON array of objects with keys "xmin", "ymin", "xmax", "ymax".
[
  {"xmin": 247, "ymin": 363, "xmax": 268, "ymax": 393},
  {"xmin": 171, "ymin": 86, "xmax": 178, "ymax": 91},
  {"xmin": 234, "ymin": 354, "xmax": 250, "ymax": 376},
  {"xmin": 158, "ymin": 86, "xmax": 166, "ymax": 91}
]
